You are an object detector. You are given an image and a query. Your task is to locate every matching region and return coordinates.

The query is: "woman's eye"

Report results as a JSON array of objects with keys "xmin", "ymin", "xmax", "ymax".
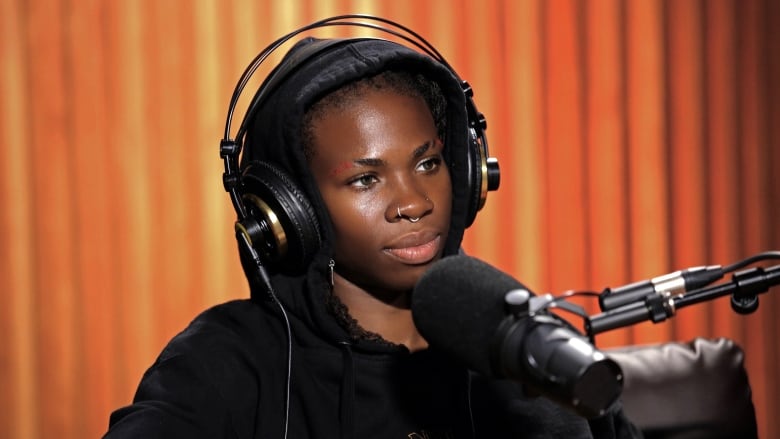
[
  {"xmin": 349, "ymin": 174, "xmax": 378, "ymax": 188},
  {"xmin": 417, "ymin": 156, "xmax": 442, "ymax": 172}
]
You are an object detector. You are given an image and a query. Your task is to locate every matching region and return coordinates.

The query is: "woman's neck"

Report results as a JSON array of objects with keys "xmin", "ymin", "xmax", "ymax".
[{"xmin": 331, "ymin": 274, "xmax": 429, "ymax": 351}]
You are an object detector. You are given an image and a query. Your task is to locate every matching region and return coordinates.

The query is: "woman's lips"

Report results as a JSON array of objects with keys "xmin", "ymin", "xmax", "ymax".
[{"xmin": 384, "ymin": 235, "xmax": 441, "ymax": 265}]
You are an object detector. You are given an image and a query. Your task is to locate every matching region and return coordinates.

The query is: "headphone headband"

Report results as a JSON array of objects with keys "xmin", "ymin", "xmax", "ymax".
[{"xmin": 223, "ymin": 14, "xmax": 453, "ymax": 143}]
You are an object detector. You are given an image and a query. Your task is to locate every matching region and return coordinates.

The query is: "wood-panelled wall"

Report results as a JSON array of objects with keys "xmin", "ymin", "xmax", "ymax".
[{"xmin": 1, "ymin": 1, "xmax": 778, "ymax": 438}]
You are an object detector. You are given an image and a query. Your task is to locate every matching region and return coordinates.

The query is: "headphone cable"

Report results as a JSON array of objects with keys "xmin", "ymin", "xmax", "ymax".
[{"xmin": 237, "ymin": 231, "xmax": 292, "ymax": 439}]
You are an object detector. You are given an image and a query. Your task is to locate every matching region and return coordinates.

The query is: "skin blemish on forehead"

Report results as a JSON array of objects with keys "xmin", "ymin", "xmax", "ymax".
[{"xmin": 330, "ymin": 161, "xmax": 354, "ymax": 177}]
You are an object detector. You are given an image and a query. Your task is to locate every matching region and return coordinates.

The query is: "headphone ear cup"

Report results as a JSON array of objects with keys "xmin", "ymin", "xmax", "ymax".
[
  {"xmin": 462, "ymin": 98, "xmax": 499, "ymax": 227},
  {"xmin": 239, "ymin": 161, "xmax": 322, "ymax": 275},
  {"xmin": 463, "ymin": 123, "xmax": 491, "ymax": 228},
  {"xmin": 463, "ymin": 131, "xmax": 482, "ymax": 227}
]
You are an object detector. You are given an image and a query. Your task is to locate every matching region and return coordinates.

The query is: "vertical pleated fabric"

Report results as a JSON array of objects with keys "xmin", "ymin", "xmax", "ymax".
[{"xmin": 1, "ymin": 1, "xmax": 778, "ymax": 437}]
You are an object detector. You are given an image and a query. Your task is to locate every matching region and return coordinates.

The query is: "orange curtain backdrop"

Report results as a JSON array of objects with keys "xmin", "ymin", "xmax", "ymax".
[{"xmin": 1, "ymin": 0, "xmax": 778, "ymax": 438}]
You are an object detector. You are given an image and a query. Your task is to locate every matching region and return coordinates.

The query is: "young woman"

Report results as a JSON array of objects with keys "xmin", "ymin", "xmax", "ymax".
[{"xmin": 105, "ymin": 27, "xmax": 640, "ymax": 439}]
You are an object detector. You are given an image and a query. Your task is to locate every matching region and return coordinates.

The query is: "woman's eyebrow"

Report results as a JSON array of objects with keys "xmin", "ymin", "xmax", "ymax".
[
  {"xmin": 353, "ymin": 157, "xmax": 385, "ymax": 167},
  {"xmin": 412, "ymin": 141, "xmax": 433, "ymax": 159},
  {"xmin": 329, "ymin": 161, "xmax": 355, "ymax": 176},
  {"xmin": 349, "ymin": 140, "xmax": 436, "ymax": 168}
]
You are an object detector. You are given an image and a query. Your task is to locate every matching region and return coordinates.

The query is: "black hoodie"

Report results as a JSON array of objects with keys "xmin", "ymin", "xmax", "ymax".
[{"xmin": 105, "ymin": 38, "xmax": 641, "ymax": 439}]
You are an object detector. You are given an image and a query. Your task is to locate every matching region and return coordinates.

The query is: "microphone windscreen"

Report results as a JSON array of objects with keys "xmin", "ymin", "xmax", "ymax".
[{"xmin": 411, "ymin": 254, "xmax": 529, "ymax": 375}]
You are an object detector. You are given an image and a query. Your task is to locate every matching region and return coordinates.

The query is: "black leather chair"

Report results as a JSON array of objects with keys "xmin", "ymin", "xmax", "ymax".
[{"xmin": 606, "ymin": 338, "xmax": 758, "ymax": 439}]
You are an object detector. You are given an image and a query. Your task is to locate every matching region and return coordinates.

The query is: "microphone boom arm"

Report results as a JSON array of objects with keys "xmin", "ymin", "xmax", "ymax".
[{"xmin": 586, "ymin": 264, "xmax": 780, "ymax": 336}]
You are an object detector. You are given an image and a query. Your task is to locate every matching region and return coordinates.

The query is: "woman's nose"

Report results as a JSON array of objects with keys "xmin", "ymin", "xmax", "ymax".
[{"xmin": 389, "ymin": 192, "xmax": 433, "ymax": 223}]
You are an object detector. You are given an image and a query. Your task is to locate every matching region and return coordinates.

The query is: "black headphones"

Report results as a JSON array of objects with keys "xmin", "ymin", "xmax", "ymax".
[{"xmin": 220, "ymin": 15, "xmax": 500, "ymax": 279}]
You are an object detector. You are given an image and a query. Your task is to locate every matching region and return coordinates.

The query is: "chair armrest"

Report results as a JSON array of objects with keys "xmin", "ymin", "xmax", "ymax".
[{"xmin": 606, "ymin": 337, "xmax": 757, "ymax": 439}]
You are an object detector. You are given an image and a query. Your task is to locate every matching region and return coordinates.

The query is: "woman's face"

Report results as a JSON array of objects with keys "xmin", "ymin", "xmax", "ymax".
[{"xmin": 308, "ymin": 88, "xmax": 452, "ymax": 295}]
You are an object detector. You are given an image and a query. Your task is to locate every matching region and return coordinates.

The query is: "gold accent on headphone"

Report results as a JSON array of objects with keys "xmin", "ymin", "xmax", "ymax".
[
  {"xmin": 476, "ymin": 137, "xmax": 489, "ymax": 211},
  {"xmin": 242, "ymin": 193, "xmax": 288, "ymax": 257}
]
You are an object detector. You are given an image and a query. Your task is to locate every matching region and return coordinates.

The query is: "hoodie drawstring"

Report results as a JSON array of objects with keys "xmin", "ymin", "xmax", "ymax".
[
  {"xmin": 465, "ymin": 370, "xmax": 476, "ymax": 439},
  {"xmin": 338, "ymin": 341, "xmax": 356, "ymax": 439}
]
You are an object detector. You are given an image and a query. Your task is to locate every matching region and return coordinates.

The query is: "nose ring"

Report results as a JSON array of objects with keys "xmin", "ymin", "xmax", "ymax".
[{"xmin": 396, "ymin": 205, "xmax": 421, "ymax": 223}]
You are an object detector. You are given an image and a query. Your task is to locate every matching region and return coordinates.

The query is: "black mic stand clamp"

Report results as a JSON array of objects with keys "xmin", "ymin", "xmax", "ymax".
[
  {"xmin": 496, "ymin": 289, "xmax": 624, "ymax": 419},
  {"xmin": 729, "ymin": 266, "xmax": 767, "ymax": 314},
  {"xmin": 504, "ymin": 289, "xmax": 558, "ymax": 315}
]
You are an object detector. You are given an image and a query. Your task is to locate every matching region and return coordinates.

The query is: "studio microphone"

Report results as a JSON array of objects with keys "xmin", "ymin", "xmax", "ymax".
[{"xmin": 411, "ymin": 255, "xmax": 623, "ymax": 419}]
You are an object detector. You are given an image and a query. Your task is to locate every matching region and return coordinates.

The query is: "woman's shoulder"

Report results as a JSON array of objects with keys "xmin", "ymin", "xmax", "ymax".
[
  {"xmin": 133, "ymin": 299, "xmax": 290, "ymax": 415},
  {"xmin": 158, "ymin": 299, "xmax": 285, "ymax": 361},
  {"xmin": 105, "ymin": 299, "xmax": 284, "ymax": 438}
]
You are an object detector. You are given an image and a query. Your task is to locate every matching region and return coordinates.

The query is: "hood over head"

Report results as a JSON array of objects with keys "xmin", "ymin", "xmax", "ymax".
[{"xmin": 238, "ymin": 36, "xmax": 476, "ymax": 348}]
